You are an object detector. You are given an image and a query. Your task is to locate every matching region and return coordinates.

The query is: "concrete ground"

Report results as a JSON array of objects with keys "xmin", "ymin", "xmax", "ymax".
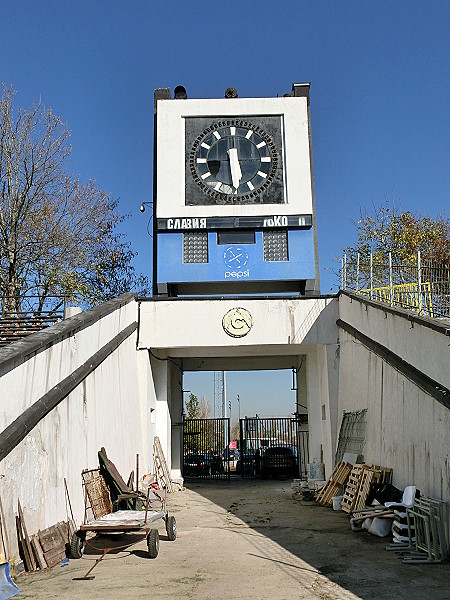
[{"xmin": 17, "ymin": 479, "xmax": 449, "ymax": 600}]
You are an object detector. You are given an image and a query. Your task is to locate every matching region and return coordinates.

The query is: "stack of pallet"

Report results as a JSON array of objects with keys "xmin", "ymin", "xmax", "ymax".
[
  {"xmin": 342, "ymin": 464, "xmax": 392, "ymax": 513},
  {"xmin": 315, "ymin": 461, "xmax": 353, "ymax": 507},
  {"xmin": 16, "ymin": 500, "xmax": 76, "ymax": 571}
]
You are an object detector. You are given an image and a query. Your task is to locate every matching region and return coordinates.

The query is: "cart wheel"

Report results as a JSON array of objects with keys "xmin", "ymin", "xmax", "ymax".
[
  {"xmin": 166, "ymin": 516, "xmax": 177, "ymax": 541},
  {"xmin": 70, "ymin": 532, "xmax": 84, "ymax": 559},
  {"xmin": 147, "ymin": 529, "xmax": 159, "ymax": 558}
]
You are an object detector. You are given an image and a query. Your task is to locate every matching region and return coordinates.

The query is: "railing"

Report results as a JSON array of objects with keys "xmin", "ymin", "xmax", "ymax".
[
  {"xmin": 339, "ymin": 252, "xmax": 450, "ymax": 319},
  {"xmin": 0, "ymin": 296, "xmax": 66, "ymax": 347}
]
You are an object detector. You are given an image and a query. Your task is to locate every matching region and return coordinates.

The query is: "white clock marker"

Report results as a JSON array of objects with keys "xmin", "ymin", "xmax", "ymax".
[
  {"xmin": 245, "ymin": 130, "xmax": 253, "ymax": 139},
  {"xmin": 260, "ymin": 157, "xmax": 271, "ymax": 162},
  {"xmin": 196, "ymin": 158, "xmax": 207, "ymax": 163},
  {"xmin": 230, "ymin": 126, "xmax": 236, "ymax": 136},
  {"xmin": 201, "ymin": 142, "xmax": 210, "ymax": 149},
  {"xmin": 214, "ymin": 182, "xmax": 222, "ymax": 191},
  {"xmin": 213, "ymin": 131, "xmax": 221, "ymax": 140},
  {"xmin": 201, "ymin": 171, "xmax": 211, "ymax": 179},
  {"xmin": 257, "ymin": 171, "xmax": 267, "ymax": 178},
  {"xmin": 256, "ymin": 141, "xmax": 266, "ymax": 149},
  {"xmin": 228, "ymin": 148, "xmax": 242, "ymax": 190},
  {"xmin": 247, "ymin": 181, "xmax": 255, "ymax": 191}
]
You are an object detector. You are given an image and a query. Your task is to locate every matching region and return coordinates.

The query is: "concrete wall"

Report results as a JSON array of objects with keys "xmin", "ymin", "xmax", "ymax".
[
  {"xmin": 139, "ymin": 296, "xmax": 341, "ymax": 479},
  {"xmin": 0, "ymin": 294, "xmax": 150, "ymax": 562},
  {"xmin": 337, "ymin": 292, "xmax": 450, "ymax": 501}
]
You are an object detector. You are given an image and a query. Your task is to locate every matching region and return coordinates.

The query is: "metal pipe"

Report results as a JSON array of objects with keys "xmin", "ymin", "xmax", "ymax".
[
  {"xmin": 389, "ymin": 252, "xmax": 394, "ymax": 307},
  {"xmin": 418, "ymin": 251, "xmax": 423, "ymax": 315}
]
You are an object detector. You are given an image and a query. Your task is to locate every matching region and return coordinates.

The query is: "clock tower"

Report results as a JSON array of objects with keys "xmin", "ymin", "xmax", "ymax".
[{"xmin": 152, "ymin": 83, "xmax": 319, "ymax": 297}]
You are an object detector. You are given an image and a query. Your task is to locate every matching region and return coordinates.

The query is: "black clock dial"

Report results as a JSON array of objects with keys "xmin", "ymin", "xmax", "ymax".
[{"xmin": 189, "ymin": 119, "xmax": 278, "ymax": 201}]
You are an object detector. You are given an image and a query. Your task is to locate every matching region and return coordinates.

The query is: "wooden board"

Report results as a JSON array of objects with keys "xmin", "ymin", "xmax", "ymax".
[
  {"xmin": 16, "ymin": 515, "xmax": 33, "ymax": 572},
  {"xmin": 57, "ymin": 521, "xmax": 70, "ymax": 545},
  {"xmin": 18, "ymin": 500, "xmax": 37, "ymax": 571},
  {"xmin": 315, "ymin": 461, "xmax": 352, "ymax": 507},
  {"xmin": 31, "ymin": 535, "xmax": 47, "ymax": 570},
  {"xmin": 39, "ymin": 525, "xmax": 64, "ymax": 553},
  {"xmin": 43, "ymin": 546, "xmax": 66, "ymax": 568}
]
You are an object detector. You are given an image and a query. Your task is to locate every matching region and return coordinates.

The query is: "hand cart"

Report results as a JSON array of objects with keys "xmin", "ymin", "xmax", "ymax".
[{"xmin": 70, "ymin": 468, "xmax": 176, "ymax": 560}]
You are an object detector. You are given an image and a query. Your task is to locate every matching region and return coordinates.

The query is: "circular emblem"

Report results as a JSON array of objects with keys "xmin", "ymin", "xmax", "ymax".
[
  {"xmin": 223, "ymin": 246, "xmax": 249, "ymax": 269},
  {"xmin": 222, "ymin": 308, "xmax": 253, "ymax": 338},
  {"xmin": 190, "ymin": 119, "xmax": 278, "ymax": 202}
]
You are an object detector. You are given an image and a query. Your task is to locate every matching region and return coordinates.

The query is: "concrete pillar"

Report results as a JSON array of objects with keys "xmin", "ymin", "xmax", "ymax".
[
  {"xmin": 305, "ymin": 350, "xmax": 322, "ymax": 468},
  {"xmin": 296, "ymin": 355, "xmax": 308, "ymax": 476},
  {"xmin": 150, "ymin": 356, "xmax": 171, "ymax": 473},
  {"xmin": 168, "ymin": 362, "xmax": 183, "ymax": 479},
  {"xmin": 306, "ymin": 344, "xmax": 340, "ymax": 479},
  {"xmin": 136, "ymin": 350, "xmax": 155, "ymax": 472},
  {"xmin": 64, "ymin": 306, "xmax": 82, "ymax": 319}
]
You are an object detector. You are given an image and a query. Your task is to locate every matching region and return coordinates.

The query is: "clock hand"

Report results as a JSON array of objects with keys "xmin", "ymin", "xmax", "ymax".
[{"xmin": 227, "ymin": 148, "xmax": 242, "ymax": 191}]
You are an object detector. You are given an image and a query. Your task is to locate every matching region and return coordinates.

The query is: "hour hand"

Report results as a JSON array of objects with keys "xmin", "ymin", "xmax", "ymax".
[{"xmin": 227, "ymin": 148, "xmax": 242, "ymax": 191}]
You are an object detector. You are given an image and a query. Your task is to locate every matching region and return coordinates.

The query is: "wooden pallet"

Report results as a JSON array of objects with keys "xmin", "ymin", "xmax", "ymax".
[
  {"xmin": 342, "ymin": 464, "xmax": 393, "ymax": 513},
  {"xmin": 315, "ymin": 461, "xmax": 352, "ymax": 507},
  {"xmin": 342, "ymin": 464, "xmax": 366, "ymax": 513}
]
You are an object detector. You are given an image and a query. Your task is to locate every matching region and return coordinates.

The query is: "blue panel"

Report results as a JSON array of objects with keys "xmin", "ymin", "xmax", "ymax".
[{"xmin": 157, "ymin": 229, "xmax": 315, "ymax": 286}]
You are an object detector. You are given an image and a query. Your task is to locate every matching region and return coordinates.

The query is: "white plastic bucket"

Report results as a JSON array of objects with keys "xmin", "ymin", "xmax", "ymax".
[{"xmin": 332, "ymin": 495, "xmax": 343, "ymax": 510}]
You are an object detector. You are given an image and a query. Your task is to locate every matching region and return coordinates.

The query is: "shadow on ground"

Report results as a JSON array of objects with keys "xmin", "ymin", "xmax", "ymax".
[{"xmin": 186, "ymin": 477, "xmax": 449, "ymax": 600}]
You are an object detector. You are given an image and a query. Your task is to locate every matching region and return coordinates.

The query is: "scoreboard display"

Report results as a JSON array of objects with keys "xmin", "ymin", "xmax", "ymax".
[{"xmin": 153, "ymin": 83, "xmax": 319, "ymax": 296}]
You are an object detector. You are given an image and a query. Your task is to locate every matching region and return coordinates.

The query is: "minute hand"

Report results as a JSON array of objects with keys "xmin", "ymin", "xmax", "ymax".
[{"xmin": 227, "ymin": 148, "xmax": 242, "ymax": 191}]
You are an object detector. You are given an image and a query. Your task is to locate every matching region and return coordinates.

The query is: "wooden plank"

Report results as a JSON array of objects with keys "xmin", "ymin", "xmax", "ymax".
[
  {"xmin": 16, "ymin": 515, "xmax": 33, "ymax": 572},
  {"xmin": 31, "ymin": 535, "xmax": 47, "ymax": 570},
  {"xmin": 57, "ymin": 521, "xmax": 69, "ymax": 545},
  {"xmin": 0, "ymin": 496, "xmax": 11, "ymax": 564},
  {"xmin": 18, "ymin": 499, "xmax": 36, "ymax": 571},
  {"xmin": 316, "ymin": 461, "xmax": 352, "ymax": 506},
  {"xmin": 67, "ymin": 519, "xmax": 76, "ymax": 539}
]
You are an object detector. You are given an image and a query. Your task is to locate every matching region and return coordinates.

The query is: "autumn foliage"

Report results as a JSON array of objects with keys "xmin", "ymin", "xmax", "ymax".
[{"xmin": 344, "ymin": 202, "xmax": 450, "ymax": 266}]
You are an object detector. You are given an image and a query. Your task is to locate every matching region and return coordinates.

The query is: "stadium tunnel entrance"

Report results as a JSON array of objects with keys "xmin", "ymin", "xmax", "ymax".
[{"xmin": 181, "ymin": 369, "xmax": 309, "ymax": 482}]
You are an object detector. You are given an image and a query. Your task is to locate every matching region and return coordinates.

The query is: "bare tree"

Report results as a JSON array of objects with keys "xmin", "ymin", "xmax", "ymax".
[
  {"xmin": 0, "ymin": 85, "xmax": 71, "ymax": 314},
  {"xmin": 0, "ymin": 85, "xmax": 147, "ymax": 316}
]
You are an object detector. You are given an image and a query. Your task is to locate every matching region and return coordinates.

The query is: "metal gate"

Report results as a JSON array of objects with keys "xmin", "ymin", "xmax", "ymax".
[
  {"xmin": 239, "ymin": 417, "xmax": 309, "ymax": 479},
  {"xmin": 182, "ymin": 417, "xmax": 230, "ymax": 480}
]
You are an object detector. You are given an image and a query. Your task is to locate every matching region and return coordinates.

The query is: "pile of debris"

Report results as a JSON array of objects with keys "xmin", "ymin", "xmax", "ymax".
[{"xmin": 312, "ymin": 461, "xmax": 450, "ymax": 565}]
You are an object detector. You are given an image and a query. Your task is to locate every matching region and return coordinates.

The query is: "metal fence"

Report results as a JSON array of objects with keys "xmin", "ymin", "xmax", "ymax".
[
  {"xmin": 339, "ymin": 252, "xmax": 450, "ymax": 319},
  {"xmin": 182, "ymin": 417, "xmax": 230, "ymax": 481},
  {"xmin": 239, "ymin": 417, "xmax": 309, "ymax": 479}
]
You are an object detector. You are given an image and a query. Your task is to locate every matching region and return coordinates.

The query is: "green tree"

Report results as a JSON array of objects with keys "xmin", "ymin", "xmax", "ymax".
[
  {"xmin": 344, "ymin": 201, "xmax": 450, "ymax": 266},
  {"xmin": 185, "ymin": 393, "xmax": 200, "ymax": 418},
  {"xmin": 0, "ymin": 85, "xmax": 148, "ymax": 316}
]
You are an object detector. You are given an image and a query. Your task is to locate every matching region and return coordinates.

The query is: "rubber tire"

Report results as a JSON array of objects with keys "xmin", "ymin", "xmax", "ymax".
[
  {"xmin": 147, "ymin": 529, "xmax": 159, "ymax": 558},
  {"xmin": 70, "ymin": 532, "xmax": 84, "ymax": 559},
  {"xmin": 166, "ymin": 516, "xmax": 177, "ymax": 541}
]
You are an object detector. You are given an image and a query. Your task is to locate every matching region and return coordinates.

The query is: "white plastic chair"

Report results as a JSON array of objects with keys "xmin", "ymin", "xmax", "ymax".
[{"xmin": 385, "ymin": 485, "xmax": 416, "ymax": 508}]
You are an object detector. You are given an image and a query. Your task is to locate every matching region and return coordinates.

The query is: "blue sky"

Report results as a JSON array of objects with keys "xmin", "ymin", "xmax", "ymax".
[{"xmin": 2, "ymin": 1, "xmax": 449, "ymax": 417}]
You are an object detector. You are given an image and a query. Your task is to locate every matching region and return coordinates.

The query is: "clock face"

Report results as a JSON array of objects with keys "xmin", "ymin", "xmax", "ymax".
[
  {"xmin": 185, "ymin": 116, "xmax": 284, "ymax": 206},
  {"xmin": 222, "ymin": 307, "xmax": 253, "ymax": 338},
  {"xmin": 190, "ymin": 120, "xmax": 277, "ymax": 199}
]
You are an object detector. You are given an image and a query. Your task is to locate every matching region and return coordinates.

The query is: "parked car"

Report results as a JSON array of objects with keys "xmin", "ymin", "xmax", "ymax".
[
  {"xmin": 236, "ymin": 452, "xmax": 257, "ymax": 477},
  {"xmin": 259, "ymin": 446, "xmax": 298, "ymax": 478},
  {"xmin": 184, "ymin": 453, "xmax": 223, "ymax": 476},
  {"xmin": 222, "ymin": 448, "xmax": 240, "ymax": 472}
]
